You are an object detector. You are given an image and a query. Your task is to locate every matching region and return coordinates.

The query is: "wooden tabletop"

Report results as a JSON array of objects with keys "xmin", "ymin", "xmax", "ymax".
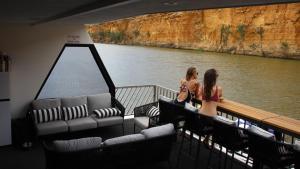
[
  {"xmin": 262, "ymin": 115, "xmax": 300, "ymax": 136},
  {"xmin": 194, "ymin": 98, "xmax": 300, "ymax": 137},
  {"xmin": 217, "ymin": 99, "xmax": 279, "ymax": 121},
  {"xmin": 212, "ymin": 99, "xmax": 300, "ymax": 137}
]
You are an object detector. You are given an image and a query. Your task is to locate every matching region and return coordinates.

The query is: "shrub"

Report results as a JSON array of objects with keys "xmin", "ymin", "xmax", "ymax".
[
  {"xmin": 249, "ymin": 43, "xmax": 258, "ymax": 50},
  {"xmin": 110, "ymin": 31, "xmax": 124, "ymax": 43},
  {"xmin": 197, "ymin": 48, "xmax": 204, "ymax": 52},
  {"xmin": 98, "ymin": 31, "xmax": 106, "ymax": 40},
  {"xmin": 96, "ymin": 31, "xmax": 125, "ymax": 43},
  {"xmin": 255, "ymin": 26, "xmax": 264, "ymax": 39},
  {"xmin": 281, "ymin": 42, "xmax": 289, "ymax": 51},
  {"xmin": 237, "ymin": 24, "xmax": 246, "ymax": 41},
  {"xmin": 220, "ymin": 24, "xmax": 231, "ymax": 46},
  {"xmin": 133, "ymin": 30, "xmax": 140, "ymax": 37}
]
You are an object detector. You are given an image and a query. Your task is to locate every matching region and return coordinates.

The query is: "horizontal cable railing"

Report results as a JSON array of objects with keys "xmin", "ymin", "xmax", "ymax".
[{"xmin": 116, "ymin": 84, "xmax": 299, "ymax": 166}]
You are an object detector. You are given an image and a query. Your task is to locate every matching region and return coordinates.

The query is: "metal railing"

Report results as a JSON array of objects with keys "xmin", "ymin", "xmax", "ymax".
[
  {"xmin": 116, "ymin": 84, "xmax": 299, "ymax": 166},
  {"xmin": 116, "ymin": 85, "xmax": 177, "ymax": 116}
]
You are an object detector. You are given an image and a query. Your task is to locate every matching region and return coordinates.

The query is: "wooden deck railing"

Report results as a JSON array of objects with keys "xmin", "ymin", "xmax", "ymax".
[
  {"xmin": 217, "ymin": 99, "xmax": 300, "ymax": 137},
  {"xmin": 116, "ymin": 85, "xmax": 300, "ymax": 141}
]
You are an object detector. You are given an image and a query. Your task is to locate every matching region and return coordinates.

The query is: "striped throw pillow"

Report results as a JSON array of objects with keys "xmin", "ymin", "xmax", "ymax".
[
  {"xmin": 32, "ymin": 107, "xmax": 62, "ymax": 124},
  {"xmin": 62, "ymin": 104, "xmax": 89, "ymax": 121},
  {"xmin": 146, "ymin": 106, "xmax": 160, "ymax": 117},
  {"xmin": 93, "ymin": 108, "xmax": 121, "ymax": 118}
]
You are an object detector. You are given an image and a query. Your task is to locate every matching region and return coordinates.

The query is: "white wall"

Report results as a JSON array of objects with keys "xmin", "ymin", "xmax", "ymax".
[{"xmin": 0, "ymin": 23, "xmax": 93, "ymax": 118}]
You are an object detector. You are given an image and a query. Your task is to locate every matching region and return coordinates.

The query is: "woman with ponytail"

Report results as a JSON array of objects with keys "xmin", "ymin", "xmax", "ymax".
[
  {"xmin": 199, "ymin": 68, "xmax": 223, "ymax": 147},
  {"xmin": 199, "ymin": 68, "xmax": 223, "ymax": 117}
]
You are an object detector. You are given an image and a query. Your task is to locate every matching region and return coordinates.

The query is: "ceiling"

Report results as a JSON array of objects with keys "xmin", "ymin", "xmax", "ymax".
[{"xmin": 0, "ymin": 0, "xmax": 299, "ymax": 25}]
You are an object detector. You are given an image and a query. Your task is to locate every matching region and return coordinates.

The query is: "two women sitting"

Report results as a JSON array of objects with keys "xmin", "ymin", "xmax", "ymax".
[
  {"xmin": 176, "ymin": 67, "xmax": 223, "ymax": 147},
  {"xmin": 176, "ymin": 67, "xmax": 223, "ymax": 117}
]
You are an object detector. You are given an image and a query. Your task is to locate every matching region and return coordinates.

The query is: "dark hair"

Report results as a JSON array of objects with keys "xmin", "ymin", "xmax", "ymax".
[
  {"xmin": 186, "ymin": 67, "xmax": 197, "ymax": 81},
  {"xmin": 203, "ymin": 69, "xmax": 218, "ymax": 101}
]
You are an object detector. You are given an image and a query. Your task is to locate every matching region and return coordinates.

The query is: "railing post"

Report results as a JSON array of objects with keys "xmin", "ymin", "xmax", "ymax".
[{"xmin": 153, "ymin": 85, "xmax": 157, "ymax": 102}]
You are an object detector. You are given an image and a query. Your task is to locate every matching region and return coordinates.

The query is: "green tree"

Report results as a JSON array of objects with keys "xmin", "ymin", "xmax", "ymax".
[
  {"xmin": 237, "ymin": 24, "xmax": 246, "ymax": 42},
  {"xmin": 281, "ymin": 42, "xmax": 289, "ymax": 56},
  {"xmin": 256, "ymin": 26, "xmax": 264, "ymax": 54},
  {"xmin": 237, "ymin": 24, "xmax": 246, "ymax": 53},
  {"xmin": 220, "ymin": 24, "xmax": 231, "ymax": 47}
]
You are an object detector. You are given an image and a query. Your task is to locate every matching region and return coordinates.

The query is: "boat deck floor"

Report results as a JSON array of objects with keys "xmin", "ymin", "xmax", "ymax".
[{"xmin": 0, "ymin": 119, "xmax": 248, "ymax": 169}]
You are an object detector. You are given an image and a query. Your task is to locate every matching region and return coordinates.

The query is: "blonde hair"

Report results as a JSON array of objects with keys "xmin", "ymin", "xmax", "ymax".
[{"xmin": 186, "ymin": 67, "xmax": 197, "ymax": 81}]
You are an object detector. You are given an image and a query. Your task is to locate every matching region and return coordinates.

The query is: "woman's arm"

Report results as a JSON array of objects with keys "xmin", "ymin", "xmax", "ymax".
[
  {"xmin": 195, "ymin": 83, "xmax": 202, "ymax": 100},
  {"xmin": 218, "ymin": 86, "xmax": 223, "ymax": 101},
  {"xmin": 179, "ymin": 79, "xmax": 187, "ymax": 91}
]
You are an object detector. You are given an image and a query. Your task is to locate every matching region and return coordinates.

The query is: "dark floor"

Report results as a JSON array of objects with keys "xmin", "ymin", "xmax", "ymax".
[{"xmin": 0, "ymin": 119, "xmax": 247, "ymax": 169}]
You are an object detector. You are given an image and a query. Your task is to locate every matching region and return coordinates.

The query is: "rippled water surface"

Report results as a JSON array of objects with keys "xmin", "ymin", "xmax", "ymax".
[{"xmin": 95, "ymin": 43, "xmax": 300, "ymax": 120}]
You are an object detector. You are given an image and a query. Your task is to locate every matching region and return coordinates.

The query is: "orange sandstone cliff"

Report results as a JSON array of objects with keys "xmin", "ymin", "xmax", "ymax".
[{"xmin": 86, "ymin": 3, "xmax": 300, "ymax": 59}]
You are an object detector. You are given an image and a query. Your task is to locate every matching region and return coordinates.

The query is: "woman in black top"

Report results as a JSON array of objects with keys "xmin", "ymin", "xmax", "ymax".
[{"xmin": 175, "ymin": 67, "xmax": 201, "ymax": 105}]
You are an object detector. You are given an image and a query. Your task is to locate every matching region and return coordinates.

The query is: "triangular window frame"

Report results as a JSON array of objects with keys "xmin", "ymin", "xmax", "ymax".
[{"xmin": 34, "ymin": 43, "xmax": 115, "ymax": 100}]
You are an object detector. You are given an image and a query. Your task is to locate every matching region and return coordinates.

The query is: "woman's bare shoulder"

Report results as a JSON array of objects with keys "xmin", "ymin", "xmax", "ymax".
[
  {"xmin": 190, "ymin": 79, "xmax": 201, "ymax": 86},
  {"xmin": 189, "ymin": 79, "xmax": 199, "ymax": 84}
]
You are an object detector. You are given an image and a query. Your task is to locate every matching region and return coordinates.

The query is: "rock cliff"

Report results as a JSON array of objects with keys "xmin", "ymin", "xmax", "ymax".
[{"xmin": 86, "ymin": 3, "xmax": 300, "ymax": 59}]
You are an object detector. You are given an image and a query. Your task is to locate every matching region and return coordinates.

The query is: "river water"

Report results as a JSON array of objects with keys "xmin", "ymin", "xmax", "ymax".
[{"xmin": 95, "ymin": 43, "xmax": 300, "ymax": 120}]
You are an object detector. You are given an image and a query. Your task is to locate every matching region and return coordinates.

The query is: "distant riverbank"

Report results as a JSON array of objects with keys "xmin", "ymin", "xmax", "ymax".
[{"xmin": 87, "ymin": 3, "xmax": 300, "ymax": 60}]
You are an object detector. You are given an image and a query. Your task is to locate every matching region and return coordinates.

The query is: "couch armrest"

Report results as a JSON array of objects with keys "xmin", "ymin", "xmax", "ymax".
[
  {"xmin": 149, "ymin": 115, "xmax": 159, "ymax": 127},
  {"xmin": 112, "ymin": 97, "xmax": 125, "ymax": 117},
  {"xmin": 134, "ymin": 101, "xmax": 158, "ymax": 117}
]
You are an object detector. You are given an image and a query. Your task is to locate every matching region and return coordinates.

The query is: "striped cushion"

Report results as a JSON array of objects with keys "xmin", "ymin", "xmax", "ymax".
[
  {"xmin": 146, "ymin": 106, "xmax": 160, "ymax": 117},
  {"xmin": 93, "ymin": 108, "xmax": 121, "ymax": 118},
  {"xmin": 32, "ymin": 107, "xmax": 62, "ymax": 124},
  {"xmin": 62, "ymin": 104, "xmax": 89, "ymax": 121}
]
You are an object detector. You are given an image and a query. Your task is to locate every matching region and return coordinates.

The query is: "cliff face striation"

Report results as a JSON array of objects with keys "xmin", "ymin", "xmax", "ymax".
[{"xmin": 86, "ymin": 3, "xmax": 300, "ymax": 59}]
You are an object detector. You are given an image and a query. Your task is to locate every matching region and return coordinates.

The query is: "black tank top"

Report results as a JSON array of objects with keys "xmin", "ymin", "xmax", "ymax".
[{"xmin": 175, "ymin": 89, "xmax": 192, "ymax": 105}]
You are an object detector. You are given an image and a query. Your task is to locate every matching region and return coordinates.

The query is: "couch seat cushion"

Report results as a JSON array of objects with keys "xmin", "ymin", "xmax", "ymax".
[
  {"xmin": 32, "ymin": 98, "xmax": 61, "ymax": 110},
  {"xmin": 87, "ymin": 93, "xmax": 111, "ymax": 114},
  {"xmin": 248, "ymin": 125, "xmax": 275, "ymax": 139},
  {"xmin": 36, "ymin": 120, "xmax": 68, "ymax": 136},
  {"xmin": 61, "ymin": 96, "xmax": 87, "ymax": 107},
  {"xmin": 49, "ymin": 137, "xmax": 102, "ymax": 152},
  {"xmin": 104, "ymin": 134, "xmax": 145, "ymax": 146},
  {"xmin": 66, "ymin": 117, "xmax": 97, "ymax": 132},
  {"xmin": 141, "ymin": 123, "xmax": 175, "ymax": 139},
  {"xmin": 184, "ymin": 103, "xmax": 198, "ymax": 112},
  {"xmin": 159, "ymin": 96, "xmax": 173, "ymax": 102},
  {"xmin": 134, "ymin": 117, "xmax": 149, "ymax": 129},
  {"xmin": 214, "ymin": 116, "xmax": 236, "ymax": 126},
  {"xmin": 93, "ymin": 116, "xmax": 123, "ymax": 127}
]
